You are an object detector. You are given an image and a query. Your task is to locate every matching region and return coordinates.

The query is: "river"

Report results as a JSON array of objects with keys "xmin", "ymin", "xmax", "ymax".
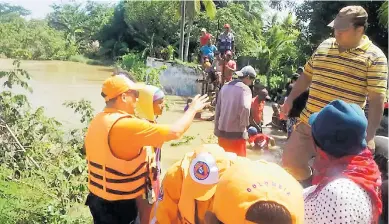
[{"xmin": 0, "ymin": 59, "xmax": 286, "ymax": 173}]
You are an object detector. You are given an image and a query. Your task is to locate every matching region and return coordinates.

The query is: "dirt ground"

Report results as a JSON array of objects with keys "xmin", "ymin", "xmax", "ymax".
[{"xmin": 158, "ymin": 96, "xmax": 287, "ymax": 176}]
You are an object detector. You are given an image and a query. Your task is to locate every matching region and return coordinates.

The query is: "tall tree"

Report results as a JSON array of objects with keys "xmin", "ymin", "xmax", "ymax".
[
  {"xmin": 253, "ymin": 14, "xmax": 300, "ymax": 89},
  {"xmin": 182, "ymin": 0, "xmax": 216, "ymax": 62},
  {"xmin": 47, "ymin": 1, "xmax": 114, "ymax": 50},
  {"xmin": 179, "ymin": 1, "xmax": 186, "ymax": 61},
  {"xmin": 0, "ymin": 3, "xmax": 30, "ymax": 21}
]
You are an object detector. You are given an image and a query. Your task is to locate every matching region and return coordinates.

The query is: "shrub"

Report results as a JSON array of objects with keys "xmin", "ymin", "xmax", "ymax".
[{"xmin": 0, "ymin": 60, "xmax": 93, "ymax": 223}]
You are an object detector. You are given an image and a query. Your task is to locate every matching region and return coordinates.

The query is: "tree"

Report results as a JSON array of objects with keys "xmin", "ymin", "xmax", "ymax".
[
  {"xmin": 196, "ymin": 3, "xmax": 263, "ymax": 57},
  {"xmin": 251, "ymin": 13, "xmax": 300, "ymax": 89},
  {"xmin": 378, "ymin": 1, "xmax": 388, "ymax": 27},
  {"xmin": 296, "ymin": 1, "xmax": 388, "ymax": 56},
  {"xmin": 47, "ymin": 1, "xmax": 114, "ymax": 51},
  {"xmin": 122, "ymin": 1, "xmax": 179, "ymax": 58},
  {"xmin": 0, "ymin": 14, "xmax": 76, "ymax": 60},
  {"xmin": 181, "ymin": 0, "xmax": 216, "ymax": 62},
  {"xmin": 179, "ymin": 1, "xmax": 186, "ymax": 60},
  {"xmin": 0, "ymin": 3, "xmax": 30, "ymax": 22}
]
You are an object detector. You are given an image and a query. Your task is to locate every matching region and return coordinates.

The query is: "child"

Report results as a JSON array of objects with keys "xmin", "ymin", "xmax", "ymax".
[
  {"xmin": 247, "ymin": 127, "xmax": 275, "ymax": 150},
  {"xmin": 200, "ymin": 39, "xmax": 217, "ymax": 62},
  {"xmin": 203, "ymin": 57, "xmax": 212, "ymax": 71}
]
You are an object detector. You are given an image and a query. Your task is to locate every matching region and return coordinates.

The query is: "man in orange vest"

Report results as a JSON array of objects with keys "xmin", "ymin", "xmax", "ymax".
[
  {"xmin": 151, "ymin": 144, "xmax": 246, "ymax": 224},
  {"xmin": 84, "ymin": 75, "xmax": 209, "ymax": 224}
]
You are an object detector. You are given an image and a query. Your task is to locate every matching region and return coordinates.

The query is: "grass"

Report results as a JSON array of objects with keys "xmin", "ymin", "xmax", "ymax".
[{"xmin": 172, "ymin": 59, "xmax": 201, "ymax": 69}]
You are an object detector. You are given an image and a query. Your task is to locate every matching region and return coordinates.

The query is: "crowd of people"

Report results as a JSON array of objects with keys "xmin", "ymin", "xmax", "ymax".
[
  {"xmin": 200, "ymin": 24, "xmax": 237, "ymax": 90},
  {"xmin": 83, "ymin": 5, "xmax": 388, "ymax": 224}
]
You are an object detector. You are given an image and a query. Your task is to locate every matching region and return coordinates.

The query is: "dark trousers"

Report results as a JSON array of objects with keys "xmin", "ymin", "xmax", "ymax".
[{"xmin": 85, "ymin": 193, "xmax": 138, "ymax": 224}]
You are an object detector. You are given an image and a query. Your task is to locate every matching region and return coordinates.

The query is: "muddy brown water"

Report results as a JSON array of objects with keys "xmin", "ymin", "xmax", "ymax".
[{"xmin": 0, "ymin": 59, "xmax": 287, "ymax": 176}]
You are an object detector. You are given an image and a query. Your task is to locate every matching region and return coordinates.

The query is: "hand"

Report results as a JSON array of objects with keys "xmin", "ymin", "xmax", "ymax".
[
  {"xmin": 366, "ymin": 137, "xmax": 376, "ymax": 153},
  {"xmin": 189, "ymin": 94, "xmax": 210, "ymax": 112},
  {"xmin": 282, "ymin": 98, "xmax": 293, "ymax": 117}
]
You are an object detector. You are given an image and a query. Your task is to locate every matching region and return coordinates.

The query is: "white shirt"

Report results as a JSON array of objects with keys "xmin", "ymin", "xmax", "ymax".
[{"xmin": 304, "ymin": 178, "xmax": 373, "ymax": 224}]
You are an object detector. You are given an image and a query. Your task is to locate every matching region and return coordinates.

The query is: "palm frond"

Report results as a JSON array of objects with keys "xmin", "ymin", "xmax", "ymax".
[
  {"xmin": 202, "ymin": 0, "xmax": 216, "ymax": 20},
  {"xmin": 378, "ymin": 1, "xmax": 388, "ymax": 27}
]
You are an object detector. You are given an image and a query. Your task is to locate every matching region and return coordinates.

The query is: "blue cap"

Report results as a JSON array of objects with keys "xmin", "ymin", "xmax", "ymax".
[
  {"xmin": 247, "ymin": 127, "xmax": 258, "ymax": 136},
  {"xmin": 309, "ymin": 99, "xmax": 367, "ymax": 158}
]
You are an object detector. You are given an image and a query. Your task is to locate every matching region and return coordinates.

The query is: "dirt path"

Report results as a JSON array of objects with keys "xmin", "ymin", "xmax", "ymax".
[{"xmin": 159, "ymin": 96, "xmax": 287, "ymax": 175}]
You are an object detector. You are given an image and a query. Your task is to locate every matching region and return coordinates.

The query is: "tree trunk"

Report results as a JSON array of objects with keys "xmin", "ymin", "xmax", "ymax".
[
  {"xmin": 184, "ymin": 18, "xmax": 193, "ymax": 62},
  {"xmin": 266, "ymin": 69, "xmax": 271, "ymax": 92},
  {"xmin": 179, "ymin": 0, "xmax": 186, "ymax": 61}
]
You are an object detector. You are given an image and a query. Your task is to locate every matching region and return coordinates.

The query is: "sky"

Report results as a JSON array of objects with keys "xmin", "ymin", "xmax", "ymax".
[
  {"xmin": 1, "ymin": 0, "xmax": 120, "ymax": 19},
  {"xmin": 1, "ymin": 0, "xmax": 303, "ymax": 20}
]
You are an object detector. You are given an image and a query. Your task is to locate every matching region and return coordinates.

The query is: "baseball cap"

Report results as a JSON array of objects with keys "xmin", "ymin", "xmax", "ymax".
[
  {"xmin": 201, "ymin": 28, "xmax": 206, "ymax": 32},
  {"xmin": 328, "ymin": 6, "xmax": 368, "ymax": 30},
  {"xmin": 181, "ymin": 144, "xmax": 238, "ymax": 201},
  {"xmin": 212, "ymin": 160, "xmax": 304, "ymax": 224},
  {"xmin": 101, "ymin": 75, "xmax": 144, "ymax": 102},
  {"xmin": 309, "ymin": 99, "xmax": 368, "ymax": 158},
  {"xmin": 225, "ymin": 50, "xmax": 232, "ymax": 56},
  {"xmin": 235, "ymin": 65, "xmax": 256, "ymax": 79},
  {"xmin": 224, "ymin": 23, "xmax": 230, "ymax": 28}
]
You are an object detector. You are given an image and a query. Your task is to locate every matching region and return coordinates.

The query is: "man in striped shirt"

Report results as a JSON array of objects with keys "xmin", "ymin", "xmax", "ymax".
[{"xmin": 281, "ymin": 6, "xmax": 388, "ymax": 186}]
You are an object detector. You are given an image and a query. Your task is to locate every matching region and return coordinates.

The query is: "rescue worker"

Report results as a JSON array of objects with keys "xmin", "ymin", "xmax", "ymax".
[
  {"xmin": 205, "ymin": 160, "xmax": 304, "ymax": 224},
  {"xmin": 84, "ymin": 75, "xmax": 209, "ymax": 224},
  {"xmin": 151, "ymin": 144, "xmax": 247, "ymax": 224}
]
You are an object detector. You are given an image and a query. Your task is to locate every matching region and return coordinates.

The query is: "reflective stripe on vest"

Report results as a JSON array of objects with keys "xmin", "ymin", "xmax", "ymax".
[{"xmin": 85, "ymin": 111, "xmax": 151, "ymax": 201}]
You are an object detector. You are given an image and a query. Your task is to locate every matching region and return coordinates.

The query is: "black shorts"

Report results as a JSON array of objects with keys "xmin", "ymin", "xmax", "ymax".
[{"xmin": 85, "ymin": 193, "xmax": 138, "ymax": 224}]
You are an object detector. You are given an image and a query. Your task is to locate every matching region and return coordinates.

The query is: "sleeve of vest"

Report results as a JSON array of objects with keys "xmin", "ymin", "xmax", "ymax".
[{"xmin": 154, "ymin": 160, "xmax": 183, "ymax": 224}]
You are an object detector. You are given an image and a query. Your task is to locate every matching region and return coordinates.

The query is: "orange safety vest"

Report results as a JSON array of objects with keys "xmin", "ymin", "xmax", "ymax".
[
  {"xmin": 177, "ymin": 151, "xmax": 238, "ymax": 224},
  {"xmin": 85, "ymin": 111, "xmax": 153, "ymax": 201}
]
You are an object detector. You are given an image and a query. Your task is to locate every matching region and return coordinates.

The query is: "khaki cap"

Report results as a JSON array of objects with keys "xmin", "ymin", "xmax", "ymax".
[{"xmin": 328, "ymin": 6, "xmax": 368, "ymax": 30}]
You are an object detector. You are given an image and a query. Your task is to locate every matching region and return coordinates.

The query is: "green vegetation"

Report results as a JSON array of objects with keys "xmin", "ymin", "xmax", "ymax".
[
  {"xmin": 0, "ymin": 0, "xmax": 387, "ymax": 222},
  {"xmin": 170, "ymin": 135, "xmax": 196, "ymax": 147},
  {"xmin": 0, "ymin": 0, "xmax": 386, "ymax": 89},
  {"xmin": 0, "ymin": 61, "xmax": 92, "ymax": 223}
]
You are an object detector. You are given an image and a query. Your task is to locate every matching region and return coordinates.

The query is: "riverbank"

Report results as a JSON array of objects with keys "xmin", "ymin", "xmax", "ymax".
[{"xmin": 68, "ymin": 54, "xmax": 114, "ymax": 66}]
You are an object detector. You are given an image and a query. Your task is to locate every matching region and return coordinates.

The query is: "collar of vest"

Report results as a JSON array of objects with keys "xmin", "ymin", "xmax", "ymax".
[{"xmin": 103, "ymin": 107, "xmax": 133, "ymax": 115}]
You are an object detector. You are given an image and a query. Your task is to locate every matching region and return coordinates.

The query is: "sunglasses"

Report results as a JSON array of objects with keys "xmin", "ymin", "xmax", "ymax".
[{"xmin": 125, "ymin": 90, "xmax": 139, "ymax": 98}]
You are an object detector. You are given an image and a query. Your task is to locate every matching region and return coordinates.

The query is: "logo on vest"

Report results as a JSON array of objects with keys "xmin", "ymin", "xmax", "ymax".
[{"xmin": 193, "ymin": 161, "xmax": 210, "ymax": 180}]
